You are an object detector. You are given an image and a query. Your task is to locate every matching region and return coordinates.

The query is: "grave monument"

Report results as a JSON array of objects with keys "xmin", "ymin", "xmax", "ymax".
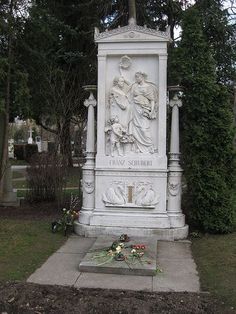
[{"xmin": 75, "ymin": 2, "xmax": 188, "ymax": 240}]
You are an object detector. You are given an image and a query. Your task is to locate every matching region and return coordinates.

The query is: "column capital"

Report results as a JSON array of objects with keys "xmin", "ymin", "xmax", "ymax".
[
  {"xmin": 83, "ymin": 85, "xmax": 97, "ymax": 107},
  {"xmin": 169, "ymin": 94, "xmax": 182, "ymax": 108},
  {"xmin": 84, "ymin": 91, "xmax": 97, "ymax": 108}
]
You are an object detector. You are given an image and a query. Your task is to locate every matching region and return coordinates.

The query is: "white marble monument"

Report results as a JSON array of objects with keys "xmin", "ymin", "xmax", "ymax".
[{"xmin": 75, "ymin": 19, "xmax": 188, "ymax": 240}]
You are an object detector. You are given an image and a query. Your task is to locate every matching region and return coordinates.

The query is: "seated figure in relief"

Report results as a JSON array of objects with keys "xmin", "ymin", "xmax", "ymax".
[
  {"xmin": 109, "ymin": 76, "xmax": 130, "ymax": 129},
  {"xmin": 128, "ymin": 71, "xmax": 158, "ymax": 154}
]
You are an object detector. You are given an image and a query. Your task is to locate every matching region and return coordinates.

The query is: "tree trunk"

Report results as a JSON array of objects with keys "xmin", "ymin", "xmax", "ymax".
[
  {"xmin": 128, "ymin": 0, "xmax": 136, "ymax": 23},
  {"xmin": 0, "ymin": 0, "xmax": 13, "ymax": 198},
  {"xmin": 59, "ymin": 120, "xmax": 73, "ymax": 167}
]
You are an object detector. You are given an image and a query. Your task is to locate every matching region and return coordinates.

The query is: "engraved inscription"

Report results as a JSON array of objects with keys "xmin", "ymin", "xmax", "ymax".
[{"xmin": 109, "ymin": 159, "xmax": 152, "ymax": 167}]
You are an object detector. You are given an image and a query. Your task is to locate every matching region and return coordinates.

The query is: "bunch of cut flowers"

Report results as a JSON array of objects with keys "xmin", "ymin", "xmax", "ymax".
[
  {"xmin": 51, "ymin": 195, "xmax": 79, "ymax": 236},
  {"xmin": 91, "ymin": 234, "xmax": 151, "ymax": 267}
]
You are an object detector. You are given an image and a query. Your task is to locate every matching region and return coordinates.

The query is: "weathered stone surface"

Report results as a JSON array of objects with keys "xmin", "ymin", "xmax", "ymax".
[
  {"xmin": 74, "ymin": 222, "xmax": 189, "ymax": 240},
  {"xmin": 75, "ymin": 273, "xmax": 153, "ymax": 291},
  {"xmin": 57, "ymin": 237, "xmax": 96, "ymax": 254},
  {"xmin": 27, "ymin": 235, "xmax": 200, "ymax": 292},
  {"xmin": 27, "ymin": 252, "xmax": 83, "ymax": 286}
]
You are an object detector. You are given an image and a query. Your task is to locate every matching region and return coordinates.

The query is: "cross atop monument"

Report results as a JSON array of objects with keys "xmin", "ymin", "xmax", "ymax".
[{"xmin": 128, "ymin": 0, "xmax": 137, "ymax": 25}]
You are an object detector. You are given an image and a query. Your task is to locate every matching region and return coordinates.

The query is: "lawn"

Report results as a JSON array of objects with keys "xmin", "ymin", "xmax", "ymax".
[
  {"xmin": 192, "ymin": 232, "xmax": 236, "ymax": 308},
  {"xmin": 0, "ymin": 218, "xmax": 66, "ymax": 281},
  {"xmin": 12, "ymin": 166, "xmax": 82, "ymax": 189}
]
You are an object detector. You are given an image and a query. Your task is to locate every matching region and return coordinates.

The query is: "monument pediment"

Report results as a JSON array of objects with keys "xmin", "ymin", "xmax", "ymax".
[{"xmin": 94, "ymin": 24, "xmax": 171, "ymax": 43}]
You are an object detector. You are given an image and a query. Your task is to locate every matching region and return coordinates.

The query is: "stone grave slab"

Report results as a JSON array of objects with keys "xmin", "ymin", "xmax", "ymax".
[{"xmin": 79, "ymin": 236, "xmax": 157, "ymax": 276}]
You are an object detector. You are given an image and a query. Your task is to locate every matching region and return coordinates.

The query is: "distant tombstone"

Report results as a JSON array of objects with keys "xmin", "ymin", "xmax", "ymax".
[
  {"xmin": 28, "ymin": 127, "xmax": 33, "ymax": 144},
  {"xmin": 35, "ymin": 136, "xmax": 42, "ymax": 152},
  {"xmin": 8, "ymin": 139, "xmax": 14, "ymax": 158},
  {"xmin": 41, "ymin": 141, "xmax": 48, "ymax": 152}
]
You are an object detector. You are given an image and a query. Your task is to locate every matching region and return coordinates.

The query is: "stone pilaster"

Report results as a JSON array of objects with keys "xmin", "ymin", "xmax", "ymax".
[
  {"xmin": 79, "ymin": 87, "xmax": 97, "ymax": 225},
  {"xmin": 167, "ymin": 93, "xmax": 185, "ymax": 227}
]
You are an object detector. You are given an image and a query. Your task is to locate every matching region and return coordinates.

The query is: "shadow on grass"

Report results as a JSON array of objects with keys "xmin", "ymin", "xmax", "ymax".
[{"xmin": 192, "ymin": 232, "xmax": 236, "ymax": 308}]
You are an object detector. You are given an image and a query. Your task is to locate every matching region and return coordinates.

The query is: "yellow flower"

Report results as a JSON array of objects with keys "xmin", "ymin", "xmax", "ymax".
[
  {"xmin": 116, "ymin": 245, "xmax": 122, "ymax": 252},
  {"xmin": 131, "ymin": 249, "xmax": 136, "ymax": 253}
]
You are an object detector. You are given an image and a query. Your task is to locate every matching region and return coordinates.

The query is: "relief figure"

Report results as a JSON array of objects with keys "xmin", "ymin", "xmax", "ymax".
[
  {"xmin": 134, "ymin": 183, "xmax": 159, "ymax": 206},
  {"xmin": 109, "ymin": 76, "xmax": 130, "ymax": 128},
  {"xmin": 128, "ymin": 72, "xmax": 158, "ymax": 154},
  {"xmin": 102, "ymin": 183, "xmax": 126, "ymax": 205},
  {"xmin": 105, "ymin": 117, "xmax": 126, "ymax": 157}
]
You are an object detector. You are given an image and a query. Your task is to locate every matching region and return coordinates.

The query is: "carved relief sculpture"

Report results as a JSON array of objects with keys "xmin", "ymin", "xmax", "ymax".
[
  {"xmin": 106, "ymin": 56, "xmax": 159, "ymax": 156},
  {"xmin": 128, "ymin": 72, "xmax": 158, "ymax": 154},
  {"xmin": 134, "ymin": 182, "xmax": 159, "ymax": 206},
  {"xmin": 102, "ymin": 182, "xmax": 126, "ymax": 205},
  {"xmin": 102, "ymin": 181, "xmax": 159, "ymax": 207},
  {"xmin": 109, "ymin": 76, "xmax": 130, "ymax": 128},
  {"xmin": 83, "ymin": 179, "xmax": 95, "ymax": 194},
  {"xmin": 168, "ymin": 182, "xmax": 180, "ymax": 196},
  {"xmin": 105, "ymin": 117, "xmax": 126, "ymax": 156}
]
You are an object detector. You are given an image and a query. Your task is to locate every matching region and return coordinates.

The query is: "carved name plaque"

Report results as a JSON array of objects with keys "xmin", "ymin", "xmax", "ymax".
[{"xmin": 109, "ymin": 158, "xmax": 153, "ymax": 168}]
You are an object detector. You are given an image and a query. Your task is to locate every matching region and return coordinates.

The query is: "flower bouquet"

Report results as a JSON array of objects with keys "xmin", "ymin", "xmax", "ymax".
[
  {"xmin": 51, "ymin": 195, "xmax": 79, "ymax": 236},
  {"xmin": 91, "ymin": 234, "xmax": 151, "ymax": 267}
]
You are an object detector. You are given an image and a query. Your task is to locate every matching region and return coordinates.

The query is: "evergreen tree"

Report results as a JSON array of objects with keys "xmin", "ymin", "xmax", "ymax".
[
  {"xmin": 0, "ymin": 0, "xmax": 30, "ymax": 194},
  {"xmin": 195, "ymin": 0, "xmax": 236, "ymax": 85},
  {"xmin": 20, "ymin": 0, "xmax": 111, "ymax": 166},
  {"xmin": 178, "ymin": 7, "xmax": 236, "ymax": 233}
]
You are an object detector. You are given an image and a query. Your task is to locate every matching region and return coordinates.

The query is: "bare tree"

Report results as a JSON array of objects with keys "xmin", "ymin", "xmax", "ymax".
[{"xmin": 38, "ymin": 65, "xmax": 86, "ymax": 167}]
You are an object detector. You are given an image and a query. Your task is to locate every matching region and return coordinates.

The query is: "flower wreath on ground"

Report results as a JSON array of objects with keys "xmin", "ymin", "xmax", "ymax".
[{"xmin": 91, "ymin": 234, "xmax": 161, "ymax": 272}]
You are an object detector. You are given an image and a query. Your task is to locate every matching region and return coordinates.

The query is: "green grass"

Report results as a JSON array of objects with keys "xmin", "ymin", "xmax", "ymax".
[
  {"xmin": 65, "ymin": 167, "xmax": 82, "ymax": 188},
  {"xmin": 12, "ymin": 171, "xmax": 26, "ymax": 179},
  {"xmin": 13, "ymin": 179, "xmax": 27, "ymax": 189},
  {"xmin": 9, "ymin": 159, "xmax": 29, "ymax": 166},
  {"xmin": 12, "ymin": 166, "xmax": 81, "ymax": 189},
  {"xmin": 192, "ymin": 233, "xmax": 236, "ymax": 308},
  {"xmin": 0, "ymin": 219, "xmax": 66, "ymax": 281}
]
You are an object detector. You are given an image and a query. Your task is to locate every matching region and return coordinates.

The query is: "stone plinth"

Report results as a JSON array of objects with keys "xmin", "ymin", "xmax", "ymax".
[{"xmin": 75, "ymin": 222, "xmax": 189, "ymax": 241}]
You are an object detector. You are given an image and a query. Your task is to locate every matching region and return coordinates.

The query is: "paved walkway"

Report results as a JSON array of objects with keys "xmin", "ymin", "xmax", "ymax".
[{"xmin": 27, "ymin": 236, "xmax": 200, "ymax": 292}]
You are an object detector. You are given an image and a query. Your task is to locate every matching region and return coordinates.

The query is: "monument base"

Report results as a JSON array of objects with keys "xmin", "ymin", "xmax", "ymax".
[{"xmin": 74, "ymin": 221, "xmax": 189, "ymax": 241}]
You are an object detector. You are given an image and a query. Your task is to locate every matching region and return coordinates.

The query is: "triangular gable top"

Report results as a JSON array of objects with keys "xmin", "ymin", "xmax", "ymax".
[{"xmin": 94, "ymin": 24, "xmax": 171, "ymax": 43}]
